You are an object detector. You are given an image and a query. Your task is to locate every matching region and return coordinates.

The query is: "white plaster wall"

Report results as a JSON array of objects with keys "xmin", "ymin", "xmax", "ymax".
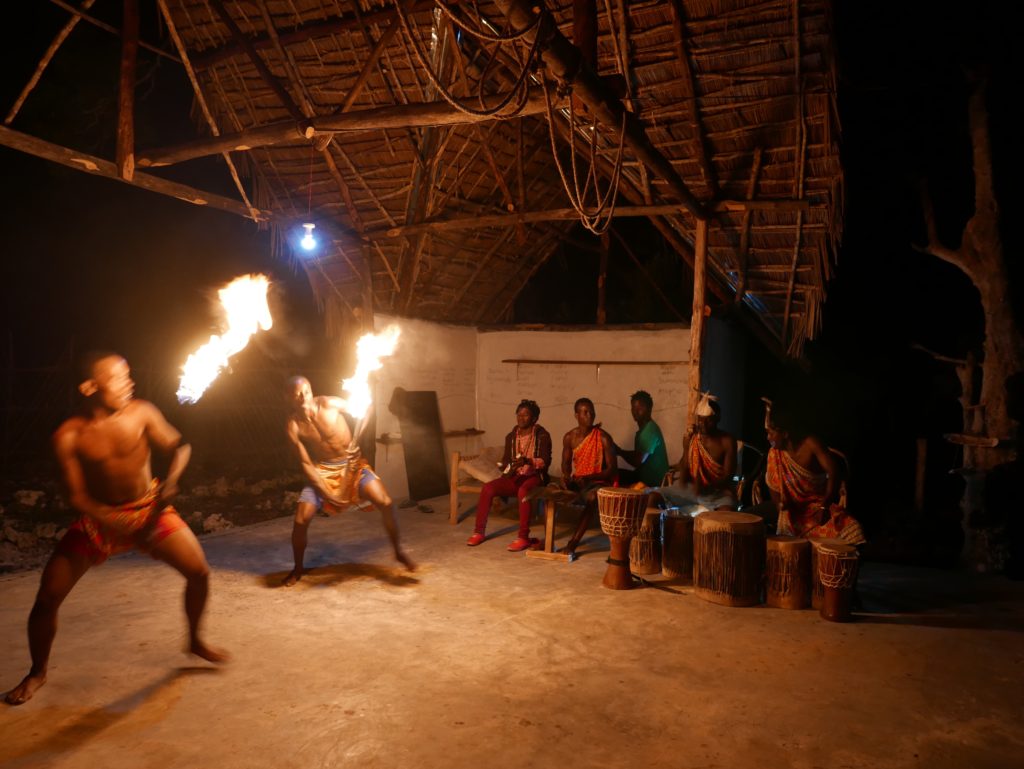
[
  {"xmin": 370, "ymin": 315, "xmax": 479, "ymax": 501},
  {"xmin": 475, "ymin": 327, "xmax": 692, "ymax": 472}
]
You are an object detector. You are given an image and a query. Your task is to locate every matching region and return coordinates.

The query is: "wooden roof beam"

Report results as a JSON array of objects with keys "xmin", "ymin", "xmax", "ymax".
[
  {"xmin": 369, "ymin": 200, "xmax": 808, "ymax": 238},
  {"xmin": 47, "ymin": 0, "xmax": 179, "ymax": 62},
  {"xmin": 0, "ymin": 124, "xmax": 269, "ymax": 221},
  {"xmin": 137, "ymin": 89, "xmax": 564, "ymax": 168},
  {"xmin": 668, "ymin": 0, "xmax": 717, "ymax": 196},
  {"xmin": 491, "ymin": 0, "xmax": 707, "ymax": 221}
]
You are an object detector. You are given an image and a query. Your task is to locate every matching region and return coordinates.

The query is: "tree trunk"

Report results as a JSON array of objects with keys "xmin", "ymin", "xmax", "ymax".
[{"xmin": 919, "ymin": 78, "xmax": 1024, "ymax": 570}]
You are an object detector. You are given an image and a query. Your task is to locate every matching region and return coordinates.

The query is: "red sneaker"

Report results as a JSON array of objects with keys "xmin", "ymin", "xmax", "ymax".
[
  {"xmin": 466, "ymin": 532, "xmax": 486, "ymax": 546},
  {"xmin": 507, "ymin": 537, "xmax": 540, "ymax": 552}
]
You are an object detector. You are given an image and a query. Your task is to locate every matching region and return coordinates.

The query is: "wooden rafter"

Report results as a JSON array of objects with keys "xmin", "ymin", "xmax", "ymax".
[
  {"xmin": 0, "ymin": 124, "xmax": 270, "ymax": 220},
  {"xmin": 115, "ymin": 0, "xmax": 139, "ymax": 181},
  {"xmin": 734, "ymin": 146, "xmax": 763, "ymax": 303},
  {"xmin": 5, "ymin": 0, "xmax": 96, "ymax": 125},
  {"xmin": 47, "ymin": 0, "xmax": 178, "ymax": 62},
  {"xmin": 668, "ymin": 0, "xmax": 717, "ymax": 195}
]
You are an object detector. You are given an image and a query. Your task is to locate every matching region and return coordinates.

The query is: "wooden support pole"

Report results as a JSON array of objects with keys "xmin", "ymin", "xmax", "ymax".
[
  {"xmin": 734, "ymin": 147, "xmax": 763, "ymax": 304},
  {"xmin": 370, "ymin": 200, "xmax": 807, "ymax": 238},
  {"xmin": 492, "ymin": 0, "xmax": 706, "ymax": 220},
  {"xmin": 137, "ymin": 89, "xmax": 562, "ymax": 167},
  {"xmin": 597, "ymin": 231, "xmax": 609, "ymax": 324},
  {"xmin": 116, "ymin": 0, "xmax": 139, "ymax": 181},
  {"xmin": 47, "ymin": 0, "xmax": 179, "ymax": 62},
  {"xmin": 687, "ymin": 218, "xmax": 709, "ymax": 430},
  {"xmin": 573, "ymin": 0, "xmax": 599, "ymax": 68},
  {"xmin": 0, "ymin": 124, "xmax": 271, "ymax": 221},
  {"xmin": 6, "ymin": 0, "xmax": 97, "ymax": 125}
]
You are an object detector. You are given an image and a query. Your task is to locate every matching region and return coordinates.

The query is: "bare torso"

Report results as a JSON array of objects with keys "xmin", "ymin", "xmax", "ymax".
[
  {"xmin": 55, "ymin": 400, "xmax": 155, "ymax": 505},
  {"xmin": 289, "ymin": 396, "xmax": 353, "ymax": 463}
]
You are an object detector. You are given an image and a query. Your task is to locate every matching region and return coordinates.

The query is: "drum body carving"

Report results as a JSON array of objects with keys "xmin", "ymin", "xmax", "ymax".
[
  {"xmin": 765, "ymin": 536, "xmax": 810, "ymax": 609},
  {"xmin": 693, "ymin": 512, "xmax": 765, "ymax": 607},
  {"xmin": 597, "ymin": 487, "xmax": 647, "ymax": 590},
  {"xmin": 808, "ymin": 537, "xmax": 846, "ymax": 609},
  {"xmin": 629, "ymin": 507, "xmax": 663, "ymax": 575},
  {"xmin": 661, "ymin": 508, "xmax": 696, "ymax": 581},
  {"xmin": 816, "ymin": 542, "xmax": 859, "ymax": 622}
]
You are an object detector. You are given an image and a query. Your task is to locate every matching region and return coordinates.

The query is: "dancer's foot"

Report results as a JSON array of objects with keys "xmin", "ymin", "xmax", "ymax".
[
  {"xmin": 4, "ymin": 672, "xmax": 46, "ymax": 706},
  {"xmin": 189, "ymin": 640, "xmax": 230, "ymax": 664},
  {"xmin": 396, "ymin": 549, "xmax": 417, "ymax": 572},
  {"xmin": 282, "ymin": 568, "xmax": 304, "ymax": 587}
]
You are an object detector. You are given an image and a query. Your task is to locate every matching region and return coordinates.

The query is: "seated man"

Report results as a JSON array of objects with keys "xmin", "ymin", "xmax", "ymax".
[
  {"xmin": 763, "ymin": 403, "xmax": 865, "ymax": 545},
  {"xmin": 467, "ymin": 399, "xmax": 552, "ymax": 551},
  {"xmin": 656, "ymin": 393, "xmax": 737, "ymax": 513},
  {"xmin": 559, "ymin": 398, "xmax": 618, "ymax": 555},
  {"xmin": 615, "ymin": 389, "xmax": 670, "ymax": 488}
]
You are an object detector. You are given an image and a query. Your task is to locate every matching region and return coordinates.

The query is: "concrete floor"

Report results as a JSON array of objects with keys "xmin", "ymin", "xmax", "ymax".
[{"xmin": 1, "ymin": 500, "xmax": 1022, "ymax": 769}]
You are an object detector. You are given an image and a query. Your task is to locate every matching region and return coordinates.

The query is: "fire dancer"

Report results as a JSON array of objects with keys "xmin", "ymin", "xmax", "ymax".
[
  {"xmin": 283, "ymin": 376, "xmax": 415, "ymax": 585},
  {"xmin": 4, "ymin": 352, "xmax": 227, "ymax": 706}
]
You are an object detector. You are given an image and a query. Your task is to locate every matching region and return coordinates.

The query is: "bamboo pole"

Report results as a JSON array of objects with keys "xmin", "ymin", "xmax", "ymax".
[{"xmin": 686, "ymin": 219, "xmax": 709, "ymax": 430}]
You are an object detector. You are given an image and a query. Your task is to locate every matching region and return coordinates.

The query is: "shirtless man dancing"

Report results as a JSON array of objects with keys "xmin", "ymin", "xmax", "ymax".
[
  {"xmin": 283, "ymin": 376, "xmax": 416, "ymax": 585},
  {"xmin": 4, "ymin": 352, "xmax": 227, "ymax": 706}
]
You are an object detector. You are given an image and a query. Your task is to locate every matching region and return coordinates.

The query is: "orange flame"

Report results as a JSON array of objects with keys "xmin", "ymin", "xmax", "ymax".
[
  {"xmin": 341, "ymin": 325, "xmax": 401, "ymax": 419},
  {"xmin": 177, "ymin": 274, "xmax": 273, "ymax": 404}
]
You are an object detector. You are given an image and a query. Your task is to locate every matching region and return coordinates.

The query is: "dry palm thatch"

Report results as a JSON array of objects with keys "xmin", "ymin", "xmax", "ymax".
[{"xmin": 2, "ymin": 0, "xmax": 843, "ymax": 356}]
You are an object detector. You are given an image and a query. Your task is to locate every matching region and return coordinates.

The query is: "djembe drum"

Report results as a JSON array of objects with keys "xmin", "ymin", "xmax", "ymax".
[
  {"xmin": 629, "ymin": 507, "xmax": 663, "ymax": 576},
  {"xmin": 693, "ymin": 512, "xmax": 765, "ymax": 607},
  {"xmin": 765, "ymin": 536, "xmax": 811, "ymax": 609},
  {"xmin": 661, "ymin": 508, "xmax": 696, "ymax": 581},
  {"xmin": 808, "ymin": 537, "xmax": 846, "ymax": 609},
  {"xmin": 816, "ymin": 542, "xmax": 860, "ymax": 622},
  {"xmin": 597, "ymin": 487, "xmax": 647, "ymax": 590}
]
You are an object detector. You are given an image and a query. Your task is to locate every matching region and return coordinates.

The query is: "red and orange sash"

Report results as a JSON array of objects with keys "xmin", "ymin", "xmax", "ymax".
[
  {"xmin": 767, "ymin": 448, "xmax": 865, "ymax": 544},
  {"xmin": 572, "ymin": 427, "xmax": 605, "ymax": 478},
  {"xmin": 688, "ymin": 435, "xmax": 726, "ymax": 488}
]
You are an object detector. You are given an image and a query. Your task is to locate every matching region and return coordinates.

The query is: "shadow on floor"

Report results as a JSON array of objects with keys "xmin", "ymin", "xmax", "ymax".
[
  {"xmin": 261, "ymin": 562, "xmax": 420, "ymax": 589},
  {"xmin": 2, "ymin": 667, "xmax": 223, "ymax": 765}
]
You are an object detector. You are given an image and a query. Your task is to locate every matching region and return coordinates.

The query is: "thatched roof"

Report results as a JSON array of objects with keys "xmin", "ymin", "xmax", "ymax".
[{"xmin": 5, "ymin": 0, "xmax": 843, "ymax": 355}]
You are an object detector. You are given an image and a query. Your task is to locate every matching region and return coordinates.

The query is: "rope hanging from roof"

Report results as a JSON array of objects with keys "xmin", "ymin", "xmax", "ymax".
[
  {"xmin": 540, "ymin": 73, "xmax": 627, "ymax": 235},
  {"xmin": 393, "ymin": 0, "xmax": 541, "ymax": 118}
]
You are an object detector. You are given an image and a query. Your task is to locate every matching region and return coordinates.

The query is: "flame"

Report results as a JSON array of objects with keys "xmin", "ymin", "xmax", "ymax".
[
  {"xmin": 177, "ymin": 274, "xmax": 273, "ymax": 404},
  {"xmin": 340, "ymin": 325, "xmax": 401, "ymax": 419}
]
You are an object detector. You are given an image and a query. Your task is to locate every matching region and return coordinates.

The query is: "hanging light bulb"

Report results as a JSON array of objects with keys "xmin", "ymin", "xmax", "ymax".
[{"xmin": 300, "ymin": 222, "xmax": 316, "ymax": 251}]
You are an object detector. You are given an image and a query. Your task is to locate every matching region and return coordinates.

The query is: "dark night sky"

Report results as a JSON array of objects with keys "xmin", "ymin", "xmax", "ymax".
[{"xmin": 1, "ymin": 2, "xmax": 1020, "ymax": 502}]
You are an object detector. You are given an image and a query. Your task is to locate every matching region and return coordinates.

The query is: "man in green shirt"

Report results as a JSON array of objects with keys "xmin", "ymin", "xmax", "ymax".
[{"xmin": 615, "ymin": 390, "xmax": 670, "ymax": 487}]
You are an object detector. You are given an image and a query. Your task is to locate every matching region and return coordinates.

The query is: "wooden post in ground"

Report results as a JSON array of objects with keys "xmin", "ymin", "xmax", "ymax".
[{"xmin": 687, "ymin": 219, "xmax": 709, "ymax": 430}]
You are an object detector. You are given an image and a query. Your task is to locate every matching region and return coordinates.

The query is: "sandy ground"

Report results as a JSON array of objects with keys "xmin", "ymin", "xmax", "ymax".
[{"xmin": 1, "ymin": 499, "xmax": 1022, "ymax": 769}]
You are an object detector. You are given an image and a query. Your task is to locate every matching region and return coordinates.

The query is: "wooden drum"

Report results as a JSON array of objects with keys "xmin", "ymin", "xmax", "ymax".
[
  {"xmin": 629, "ymin": 507, "xmax": 663, "ymax": 576},
  {"xmin": 597, "ymin": 487, "xmax": 647, "ymax": 590},
  {"xmin": 765, "ymin": 536, "xmax": 811, "ymax": 609},
  {"xmin": 693, "ymin": 512, "xmax": 765, "ymax": 607},
  {"xmin": 661, "ymin": 508, "xmax": 696, "ymax": 581},
  {"xmin": 809, "ymin": 537, "xmax": 846, "ymax": 609},
  {"xmin": 817, "ymin": 542, "xmax": 860, "ymax": 622}
]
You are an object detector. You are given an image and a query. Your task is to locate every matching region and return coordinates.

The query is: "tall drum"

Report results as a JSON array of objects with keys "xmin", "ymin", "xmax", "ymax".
[
  {"xmin": 597, "ymin": 487, "xmax": 647, "ymax": 590},
  {"xmin": 817, "ymin": 542, "xmax": 860, "ymax": 622},
  {"xmin": 765, "ymin": 536, "xmax": 811, "ymax": 609},
  {"xmin": 808, "ymin": 537, "xmax": 846, "ymax": 609},
  {"xmin": 629, "ymin": 507, "xmax": 663, "ymax": 575},
  {"xmin": 661, "ymin": 508, "xmax": 696, "ymax": 581},
  {"xmin": 693, "ymin": 512, "xmax": 765, "ymax": 607}
]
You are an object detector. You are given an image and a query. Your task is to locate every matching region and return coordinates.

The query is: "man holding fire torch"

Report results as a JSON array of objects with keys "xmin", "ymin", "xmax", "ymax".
[{"xmin": 283, "ymin": 376, "xmax": 416, "ymax": 585}]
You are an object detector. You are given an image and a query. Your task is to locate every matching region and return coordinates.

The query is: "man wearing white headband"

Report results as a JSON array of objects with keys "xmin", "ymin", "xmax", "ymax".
[{"xmin": 656, "ymin": 392, "xmax": 737, "ymax": 513}]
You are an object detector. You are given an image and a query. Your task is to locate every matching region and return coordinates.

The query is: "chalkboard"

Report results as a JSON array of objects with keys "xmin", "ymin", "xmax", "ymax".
[{"xmin": 390, "ymin": 388, "xmax": 449, "ymax": 501}]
